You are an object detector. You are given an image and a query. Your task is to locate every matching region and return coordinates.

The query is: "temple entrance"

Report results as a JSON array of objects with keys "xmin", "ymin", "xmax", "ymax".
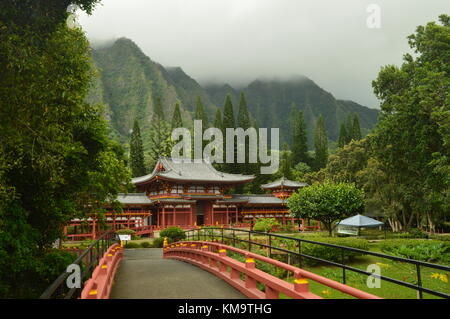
[{"xmin": 196, "ymin": 201, "xmax": 206, "ymax": 226}]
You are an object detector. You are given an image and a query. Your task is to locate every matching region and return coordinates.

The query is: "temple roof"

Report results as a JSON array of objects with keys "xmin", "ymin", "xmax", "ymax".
[
  {"xmin": 132, "ymin": 157, "xmax": 255, "ymax": 185},
  {"xmin": 261, "ymin": 177, "xmax": 308, "ymax": 190},
  {"xmin": 117, "ymin": 193, "xmax": 153, "ymax": 205},
  {"xmin": 217, "ymin": 194, "xmax": 285, "ymax": 205}
]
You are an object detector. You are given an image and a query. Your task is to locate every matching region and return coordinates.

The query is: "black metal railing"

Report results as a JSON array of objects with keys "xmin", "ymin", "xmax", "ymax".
[
  {"xmin": 39, "ymin": 230, "xmax": 118, "ymax": 299},
  {"xmin": 183, "ymin": 227, "xmax": 450, "ymax": 299}
]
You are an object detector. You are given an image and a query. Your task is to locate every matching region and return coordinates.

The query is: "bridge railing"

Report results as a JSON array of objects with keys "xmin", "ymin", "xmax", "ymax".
[
  {"xmin": 183, "ymin": 227, "xmax": 450, "ymax": 299},
  {"xmin": 164, "ymin": 241, "xmax": 381, "ymax": 299},
  {"xmin": 39, "ymin": 230, "xmax": 118, "ymax": 299}
]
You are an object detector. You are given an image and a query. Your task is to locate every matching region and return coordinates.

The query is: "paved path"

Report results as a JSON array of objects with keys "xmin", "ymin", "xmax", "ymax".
[{"xmin": 110, "ymin": 248, "xmax": 245, "ymax": 299}]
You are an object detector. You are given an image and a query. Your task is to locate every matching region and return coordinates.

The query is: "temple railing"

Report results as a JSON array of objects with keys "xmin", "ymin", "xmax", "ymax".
[
  {"xmin": 40, "ymin": 230, "xmax": 118, "ymax": 299},
  {"xmin": 183, "ymin": 227, "xmax": 450, "ymax": 299},
  {"xmin": 164, "ymin": 241, "xmax": 381, "ymax": 299}
]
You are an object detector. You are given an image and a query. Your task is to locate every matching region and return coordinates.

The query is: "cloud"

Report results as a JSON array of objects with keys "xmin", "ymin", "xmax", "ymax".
[{"xmin": 78, "ymin": 0, "xmax": 450, "ymax": 108}]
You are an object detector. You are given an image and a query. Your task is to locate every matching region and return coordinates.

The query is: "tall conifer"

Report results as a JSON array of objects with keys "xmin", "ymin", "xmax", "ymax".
[
  {"xmin": 130, "ymin": 119, "xmax": 146, "ymax": 177},
  {"xmin": 314, "ymin": 115, "xmax": 328, "ymax": 170}
]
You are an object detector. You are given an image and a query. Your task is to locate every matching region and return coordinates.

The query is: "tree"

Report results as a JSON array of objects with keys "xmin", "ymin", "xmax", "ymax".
[
  {"xmin": 351, "ymin": 114, "xmax": 362, "ymax": 141},
  {"xmin": 236, "ymin": 92, "xmax": 252, "ymax": 177},
  {"xmin": 222, "ymin": 94, "xmax": 237, "ymax": 173},
  {"xmin": 148, "ymin": 97, "xmax": 171, "ymax": 164},
  {"xmin": 253, "ymin": 218, "xmax": 279, "ymax": 233},
  {"xmin": 129, "ymin": 119, "xmax": 146, "ymax": 177},
  {"xmin": 371, "ymin": 15, "xmax": 450, "ymax": 231},
  {"xmin": 287, "ymin": 182, "xmax": 365, "ymax": 236},
  {"xmin": 314, "ymin": 115, "xmax": 329, "ymax": 170},
  {"xmin": 194, "ymin": 96, "xmax": 209, "ymax": 127},
  {"xmin": 0, "ymin": 0, "xmax": 130, "ymax": 297},
  {"xmin": 291, "ymin": 106, "xmax": 309, "ymax": 165},
  {"xmin": 277, "ymin": 143, "xmax": 293, "ymax": 180},
  {"xmin": 171, "ymin": 102, "xmax": 183, "ymax": 130},
  {"xmin": 338, "ymin": 123, "xmax": 348, "ymax": 148}
]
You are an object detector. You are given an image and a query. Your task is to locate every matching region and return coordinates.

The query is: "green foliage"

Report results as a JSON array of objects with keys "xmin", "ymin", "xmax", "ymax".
[
  {"xmin": 129, "ymin": 119, "xmax": 146, "ymax": 177},
  {"xmin": 160, "ymin": 226, "xmax": 186, "ymax": 243},
  {"xmin": 0, "ymin": 3, "xmax": 131, "ymax": 297},
  {"xmin": 301, "ymin": 237, "xmax": 370, "ymax": 266},
  {"xmin": 287, "ymin": 182, "xmax": 365, "ymax": 236},
  {"xmin": 313, "ymin": 115, "xmax": 329, "ymax": 170},
  {"xmin": 253, "ymin": 218, "xmax": 280, "ymax": 233},
  {"xmin": 291, "ymin": 106, "xmax": 310, "ymax": 165},
  {"xmin": 140, "ymin": 241, "xmax": 152, "ymax": 248},
  {"xmin": 115, "ymin": 229, "xmax": 136, "ymax": 235},
  {"xmin": 125, "ymin": 242, "xmax": 141, "ymax": 249},
  {"xmin": 152, "ymin": 237, "xmax": 166, "ymax": 248},
  {"xmin": 171, "ymin": 102, "xmax": 183, "ymax": 130},
  {"xmin": 380, "ymin": 240, "xmax": 450, "ymax": 263}
]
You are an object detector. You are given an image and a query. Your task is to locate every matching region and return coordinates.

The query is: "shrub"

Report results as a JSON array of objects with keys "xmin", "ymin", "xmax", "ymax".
[
  {"xmin": 380, "ymin": 240, "xmax": 450, "ymax": 263},
  {"xmin": 301, "ymin": 237, "xmax": 369, "ymax": 266},
  {"xmin": 116, "ymin": 229, "xmax": 136, "ymax": 235},
  {"xmin": 253, "ymin": 218, "xmax": 279, "ymax": 233},
  {"xmin": 125, "ymin": 242, "xmax": 140, "ymax": 249},
  {"xmin": 160, "ymin": 226, "xmax": 186, "ymax": 243},
  {"xmin": 140, "ymin": 241, "xmax": 152, "ymax": 248},
  {"xmin": 152, "ymin": 237, "xmax": 167, "ymax": 248}
]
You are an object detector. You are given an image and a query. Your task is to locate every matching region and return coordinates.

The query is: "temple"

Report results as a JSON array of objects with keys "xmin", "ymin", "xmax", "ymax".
[{"xmin": 66, "ymin": 157, "xmax": 319, "ymax": 240}]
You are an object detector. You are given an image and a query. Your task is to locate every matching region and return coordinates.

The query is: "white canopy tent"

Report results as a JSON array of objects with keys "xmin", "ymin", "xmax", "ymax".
[{"xmin": 337, "ymin": 214, "xmax": 384, "ymax": 236}]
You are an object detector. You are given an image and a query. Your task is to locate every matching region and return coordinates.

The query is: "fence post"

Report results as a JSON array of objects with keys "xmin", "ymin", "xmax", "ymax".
[
  {"xmin": 416, "ymin": 263, "xmax": 423, "ymax": 299},
  {"xmin": 341, "ymin": 248, "xmax": 346, "ymax": 284},
  {"xmin": 268, "ymin": 234, "xmax": 272, "ymax": 259},
  {"xmin": 298, "ymin": 239, "xmax": 302, "ymax": 269},
  {"xmin": 233, "ymin": 229, "xmax": 236, "ymax": 247},
  {"xmin": 248, "ymin": 231, "xmax": 251, "ymax": 252}
]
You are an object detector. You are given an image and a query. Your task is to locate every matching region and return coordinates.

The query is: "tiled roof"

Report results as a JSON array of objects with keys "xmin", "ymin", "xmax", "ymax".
[
  {"xmin": 132, "ymin": 157, "xmax": 255, "ymax": 185},
  {"xmin": 261, "ymin": 177, "xmax": 308, "ymax": 189},
  {"xmin": 116, "ymin": 193, "xmax": 152, "ymax": 205},
  {"xmin": 231, "ymin": 194, "xmax": 285, "ymax": 205}
]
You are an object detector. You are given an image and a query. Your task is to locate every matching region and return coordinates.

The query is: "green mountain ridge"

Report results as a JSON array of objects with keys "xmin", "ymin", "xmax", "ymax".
[{"xmin": 88, "ymin": 37, "xmax": 379, "ymax": 154}]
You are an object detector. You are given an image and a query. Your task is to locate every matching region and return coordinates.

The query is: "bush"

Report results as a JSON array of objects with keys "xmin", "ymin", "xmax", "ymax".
[
  {"xmin": 253, "ymin": 218, "xmax": 279, "ymax": 233},
  {"xmin": 380, "ymin": 240, "xmax": 450, "ymax": 264},
  {"xmin": 152, "ymin": 237, "xmax": 167, "ymax": 248},
  {"xmin": 116, "ymin": 229, "xmax": 136, "ymax": 235},
  {"xmin": 301, "ymin": 237, "xmax": 370, "ymax": 266},
  {"xmin": 160, "ymin": 226, "xmax": 186, "ymax": 243},
  {"xmin": 140, "ymin": 241, "xmax": 152, "ymax": 248},
  {"xmin": 125, "ymin": 242, "xmax": 140, "ymax": 249}
]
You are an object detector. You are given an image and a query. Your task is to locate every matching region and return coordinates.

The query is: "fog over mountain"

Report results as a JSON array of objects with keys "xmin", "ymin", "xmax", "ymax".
[{"xmin": 78, "ymin": 0, "xmax": 449, "ymax": 108}]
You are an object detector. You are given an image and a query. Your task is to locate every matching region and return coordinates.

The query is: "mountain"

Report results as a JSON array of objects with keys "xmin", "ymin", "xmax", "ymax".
[
  {"xmin": 205, "ymin": 77, "xmax": 379, "ymax": 146},
  {"xmin": 88, "ymin": 37, "xmax": 379, "ymax": 156}
]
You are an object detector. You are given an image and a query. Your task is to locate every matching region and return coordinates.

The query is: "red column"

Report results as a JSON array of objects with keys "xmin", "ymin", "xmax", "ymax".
[
  {"xmin": 162, "ymin": 206, "xmax": 166, "ymax": 229},
  {"xmin": 235, "ymin": 207, "xmax": 238, "ymax": 224},
  {"xmin": 190, "ymin": 205, "xmax": 193, "ymax": 226},
  {"xmin": 173, "ymin": 206, "xmax": 176, "ymax": 226},
  {"xmin": 212, "ymin": 205, "xmax": 215, "ymax": 225},
  {"xmin": 226, "ymin": 206, "xmax": 229, "ymax": 226}
]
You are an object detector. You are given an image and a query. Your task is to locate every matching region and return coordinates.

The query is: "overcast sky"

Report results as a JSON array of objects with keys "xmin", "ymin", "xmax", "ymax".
[{"xmin": 78, "ymin": 0, "xmax": 449, "ymax": 108}]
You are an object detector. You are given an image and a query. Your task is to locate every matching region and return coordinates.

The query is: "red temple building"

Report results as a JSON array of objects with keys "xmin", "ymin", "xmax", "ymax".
[{"xmin": 65, "ymin": 157, "xmax": 319, "ymax": 240}]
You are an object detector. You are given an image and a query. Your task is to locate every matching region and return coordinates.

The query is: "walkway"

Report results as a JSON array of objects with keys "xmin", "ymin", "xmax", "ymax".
[{"xmin": 110, "ymin": 248, "xmax": 245, "ymax": 299}]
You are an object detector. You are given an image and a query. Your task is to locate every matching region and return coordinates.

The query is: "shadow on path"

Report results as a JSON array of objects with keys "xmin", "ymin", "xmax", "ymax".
[{"xmin": 110, "ymin": 248, "xmax": 245, "ymax": 299}]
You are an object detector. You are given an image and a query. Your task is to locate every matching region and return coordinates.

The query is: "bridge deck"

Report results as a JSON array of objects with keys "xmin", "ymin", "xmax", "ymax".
[{"xmin": 110, "ymin": 248, "xmax": 245, "ymax": 299}]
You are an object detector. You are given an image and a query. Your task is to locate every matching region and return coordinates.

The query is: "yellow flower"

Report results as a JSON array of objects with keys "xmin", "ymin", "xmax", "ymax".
[
  {"xmin": 439, "ymin": 274, "xmax": 448, "ymax": 283},
  {"xmin": 321, "ymin": 289, "xmax": 331, "ymax": 296},
  {"xmin": 375, "ymin": 262, "xmax": 390, "ymax": 269},
  {"xmin": 431, "ymin": 273, "xmax": 440, "ymax": 279}
]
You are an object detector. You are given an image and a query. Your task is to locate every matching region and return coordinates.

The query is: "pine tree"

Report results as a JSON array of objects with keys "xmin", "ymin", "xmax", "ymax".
[
  {"xmin": 214, "ymin": 108, "xmax": 223, "ymax": 132},
  {"xmin": 129, "ymin": 119, "xmax": 147, "ymax": 177},
  {"xmin": 345, "ymin": 114, "xmax": 354, "ymax": 144},
  {"xmin": 291, "ymin": 106, "xmax": 309, "ymax": 166},
  {"xmin": 194, "ymin": 96, "xmax": 209, "ymax": 127},
  {"xmin": 222, "ymin": 94, "xmax": 237, "ymax": 173},
  {"xmin": 279, "ymin": 142, "xmax": 293, "ymax": 179},
  {"xmin": 338, "ymin": 123, "xmax": 348, "ymax": 148},
  {"xmin": 352, "ymin": 114, "xmax": 362, "ymax": 141},
  {"xmin": 171, "ymin": 102, "xmax": 183, "ymax": 130},
  {"xmin": 236, "ymin": 92, "xmax": 252, "ymax": 177},
  {"xmin": 314, "ymin": 115, "xmax": 328, "ymax": 170},
  {"xmin": 149, "ymin": 97, "xmax": 171, "ymax": 164}
]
